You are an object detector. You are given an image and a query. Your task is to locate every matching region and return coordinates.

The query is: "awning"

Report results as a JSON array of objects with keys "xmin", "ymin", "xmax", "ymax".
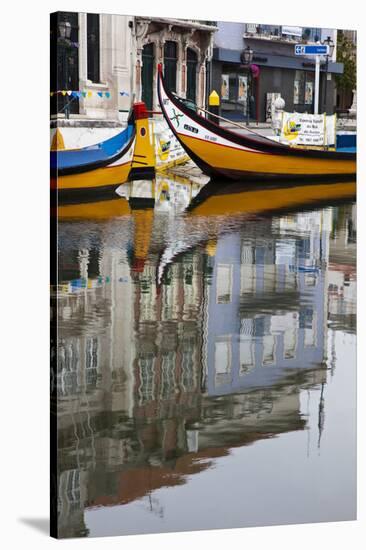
[{"xmin": 212, "ymin": 47, "xmax": 344, "ymax": 75}]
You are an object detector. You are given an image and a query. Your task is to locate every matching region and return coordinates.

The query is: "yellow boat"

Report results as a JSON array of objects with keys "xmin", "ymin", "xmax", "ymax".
[
  {"xmin": 157, "ymin": 65, "xmax": 356, "ymax": 181},
  {"xmin": 51, "ymin": 102, "xmax": 155, "ymax": 202}
]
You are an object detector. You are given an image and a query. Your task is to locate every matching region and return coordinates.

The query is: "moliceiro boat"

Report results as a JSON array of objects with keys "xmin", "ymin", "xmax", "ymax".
[
  {"xmin": 157, "ymin": 65, "xmax": 356, "ymax": 181},
  {"xmin": 50, "ymin": 102, "xmax": 155, "ymax": 201}
]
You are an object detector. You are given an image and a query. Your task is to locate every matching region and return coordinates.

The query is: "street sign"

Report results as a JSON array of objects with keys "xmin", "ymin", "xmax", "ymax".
[{"xmin": 295, "ymin": 44, "xmax": 329, "ymax": 56}]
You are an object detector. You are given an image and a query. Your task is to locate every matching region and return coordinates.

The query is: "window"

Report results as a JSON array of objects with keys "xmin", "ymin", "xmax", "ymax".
[
  {"xmin": 305, "ymin": 312, "xmax": 317, "ymax": 347},
  {"xmin": 294, "ymin": 70, "xmax": 315, "ymax": 107},
  {"xmin": 161, "ymin": 351, "xmax": 176, "ymax": 400},
  {"xmin": 164, "ymin": 41, "xmax": 177, "ymax": 93},
  {"xmin": 142, "ymin": 43, "xmax": 154, "ymax": 110},
  {"xmin": 87, "ymin": 13, "xmax": 100, "ymax": 83},
  {"xmin": 57, "ymin": 339, "xmax": 80, "ymax": 396},
  {"xmin": 262, "ymin": 335, "xmax": 276, "ymax": 365},
  {"xmin": 216, "ymin": 264, "xmax": 233, "ymax": 304},
  {"xmin": 85, "ymin": 337, "xmax": 98, "ymax": 389},
  {"xmin": 215, "ymin": 339, "xmax": 232, "ymax": 385},
  {"xmin": 138, "ymin": 354, "xmax": 155, "ymax": 403},
  {"xmin": 186, "ymin": 48, "xmax": 197, "ymax": 103},
  {"xmin": 240, "ymin": 338, "xmax": 255, "ymax": 374},
  {"xmin": 51, "ymin": 12, "xmax": 80, "ymax": 115},
  {"xmin": 182, "ymin": 339, "xmax": 196, "ymax": 391},
  {"xmin": 284, "ymin": 325, "xmax": 298, "ymax": 359}
]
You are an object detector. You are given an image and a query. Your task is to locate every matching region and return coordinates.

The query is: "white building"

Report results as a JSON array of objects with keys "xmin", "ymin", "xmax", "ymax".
[{"xmin": 51, "ymin": 11, "xmax": 216, "ymax": 123}]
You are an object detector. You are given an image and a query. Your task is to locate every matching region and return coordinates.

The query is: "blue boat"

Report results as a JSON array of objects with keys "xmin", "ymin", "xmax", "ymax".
[{"xmin": 50, "ymin": 122, "xmax": 135, "ymax": 176}]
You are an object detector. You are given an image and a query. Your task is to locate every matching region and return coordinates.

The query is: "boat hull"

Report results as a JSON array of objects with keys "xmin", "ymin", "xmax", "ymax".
[
  {"xmin": 54, "ymin": 156, "xmax": 133, "ymax": 191},
  {"xmin": 157, "ymin": 66, "xmax": 356, "ymax": 181},
  {"xmin": 179, "ymin": 134, "xmax": 356, "ymax": 180},
  {"xmin": 51, "ymin": 132, "xmax": 135, "ymax": 201}
]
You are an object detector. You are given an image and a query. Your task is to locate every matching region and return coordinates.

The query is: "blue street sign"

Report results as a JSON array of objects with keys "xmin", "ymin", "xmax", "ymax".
[{"xmin": 295, "ymin": 44, "xmax": 329, "ymax": 56}]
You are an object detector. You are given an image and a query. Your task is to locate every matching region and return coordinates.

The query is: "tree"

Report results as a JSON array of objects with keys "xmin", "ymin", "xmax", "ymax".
[{"xmin": 336, "ymin": 31, "xmax": 356, "ymax": 94}]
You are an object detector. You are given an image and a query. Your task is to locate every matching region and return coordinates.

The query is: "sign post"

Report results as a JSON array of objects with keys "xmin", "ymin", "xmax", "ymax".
[
  {"xmin": 314, "ymin": 56, "xmax": 320, "ymax": 114},
  {"xmin": 295, "ymin": 44, "xmax": 329, "ymax": 115}
]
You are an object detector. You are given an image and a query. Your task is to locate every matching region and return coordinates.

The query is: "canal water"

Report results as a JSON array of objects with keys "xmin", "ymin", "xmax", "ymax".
[{"xmin": 54, "ymin": 174, "xmax": 356, "ymax": 538}]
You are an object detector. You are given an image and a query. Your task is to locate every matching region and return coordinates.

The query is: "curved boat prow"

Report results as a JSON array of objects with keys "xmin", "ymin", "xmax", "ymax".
[{"xmin": 157, "ymin": 64, "xmax": 356, "ymax": 181}]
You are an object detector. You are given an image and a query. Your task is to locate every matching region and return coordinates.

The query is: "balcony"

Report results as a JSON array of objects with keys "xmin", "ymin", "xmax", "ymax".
[{"xmin": 244, "ymin": 24, "xmax": 321, "ymax": 44}]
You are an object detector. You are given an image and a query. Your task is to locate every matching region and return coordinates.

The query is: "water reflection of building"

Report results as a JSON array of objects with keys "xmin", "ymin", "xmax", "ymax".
[
  {"xmin": 205, "ymin": 211, "xmax": 331, "ymax": 396},
  {"xmin": 327, "ymin": 204, "xmax": 356, "ymax": 332},
  {"xmin": 57, "ymin": 231, "xmax": 136, "ymax": 538},
  {"xmin": 55, "ymin": 195, "xmax": 343, "ymax": 538}
]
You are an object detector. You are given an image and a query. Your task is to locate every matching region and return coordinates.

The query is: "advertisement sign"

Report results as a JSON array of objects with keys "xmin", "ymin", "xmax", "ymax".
[
  {"xmin": 281, "ymin": 113, "xmax": 324, "ymax": 145},
  {"xmin": 221, "ymin": 74, "xmax": 229, "ymax": 100},
  {"xmin": 281, "ymin": 112, "xmax": 336, "ymax": 146},
  {"xmin": 238, "ymin": 75, "xmax": 248, "ymax": 102}
]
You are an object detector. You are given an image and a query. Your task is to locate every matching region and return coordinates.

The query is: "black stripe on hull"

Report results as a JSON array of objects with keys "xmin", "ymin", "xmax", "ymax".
[
  {"xmin": 211, "ymin": 166, "xmax": 357, "ymax": 182},
  {"xmin": 129, "ymin": 197, "xmax": 155, "ymax": 209},
  {"xmin": 128, "ymin": 166, "xmax": 156, "ymax": 181}
]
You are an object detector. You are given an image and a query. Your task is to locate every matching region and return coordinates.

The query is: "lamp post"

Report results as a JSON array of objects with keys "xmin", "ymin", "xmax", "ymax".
[
  {"xmin": 241, "ymin": 45, "xmax": 253, "ymax": 124},
  {"xmin": 58, "ymin": 20, "xmax": 72, "ymax": 119},
  {"xmin": 322, "ymin": 36, "xmax": 334, "ymax": 114}
]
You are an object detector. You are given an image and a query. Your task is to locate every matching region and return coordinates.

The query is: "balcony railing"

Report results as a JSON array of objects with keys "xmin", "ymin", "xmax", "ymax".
[{"xmin": 244, "ymin": 24, "xmax": 321, "ymax": 43}]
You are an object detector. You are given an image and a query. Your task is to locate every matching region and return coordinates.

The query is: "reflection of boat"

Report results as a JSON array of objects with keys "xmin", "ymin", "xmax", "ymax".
[
  {"xmin": 157, "ymin": 64, "xmax": 356, "ymax": 181},
  {"xmin": 51, "ymin": 103, "xmax": 155, "ymax": 200},
  {"xmin": 57, "ymin": 197, "xmax": 131, "ymax": 220},
  {"xmin": 57, "ymin": 173, "xmax": 205, "ymax": 221},
  {"xmin": 188, "ymin": 179, "xmax": 356, "ymax": 217},
  {"xmin": 116, "ymin": 173, "xmax": 205, "ymax": 211},
  {"xmin": 157, "ymin": 180, "xmax": 356, "ymax": 284}
]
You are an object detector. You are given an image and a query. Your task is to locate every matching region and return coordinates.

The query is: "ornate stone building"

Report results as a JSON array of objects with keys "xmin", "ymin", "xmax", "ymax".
[
  {"xmin": 133, "ymin": 17, "xmax": 216, "ymax": 112},
  {"xmin": 50, "ymin": 11, "xmax": 216, "ymax": 122}
]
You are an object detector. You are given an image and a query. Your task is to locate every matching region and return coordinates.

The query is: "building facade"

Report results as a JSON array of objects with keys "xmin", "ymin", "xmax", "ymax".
[
  {"xmin": 50, "ymin": 12, "xmax": 216, "ymax": 122},
  {"xmin": 205, "ymin": 210, "xmax": 331, "ymax": 396},
  {"xmin": 211, "ymin": 22, "xmax": 344, "ymax": 122}
]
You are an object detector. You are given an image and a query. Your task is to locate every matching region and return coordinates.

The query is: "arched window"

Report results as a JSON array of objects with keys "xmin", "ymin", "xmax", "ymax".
[
  {"xmin": 142, "ymin": 43, "xmax": 154, "ymax": 110},
  {"xmin": 164, "ymin": 41, "xmax": 177, "ymax": 93},
  {"xmin": 186, "ymin": 48, "xmax": 197, "ymax": 103},
  {"xmin": 50, "ymin": 12, "xmax": 79, "ymax": 115}
]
